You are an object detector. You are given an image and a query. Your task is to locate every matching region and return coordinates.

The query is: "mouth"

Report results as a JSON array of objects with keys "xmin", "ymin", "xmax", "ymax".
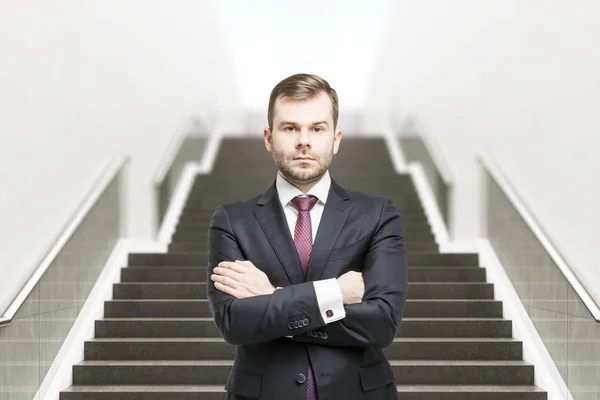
[{"xmin": 294, "ymin": 157, "xmax": 314, "ymax": 161}]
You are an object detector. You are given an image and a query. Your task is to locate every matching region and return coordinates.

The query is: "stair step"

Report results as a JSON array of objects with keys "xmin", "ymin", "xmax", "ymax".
[
  {"xmin": 128, "ymin": 252, "xmax": 478, "ymax": 267},
  {"xmin": 184, "ymin": 196, "xmax": 425, "ymax": 204},
  {"xmin": 60, "ymin": 385, "xmax": 226, "ymax": 400},
  {"xmin": 408, "ymin": 267, "xmax": 485, "ymax": 282},
  {"xmin": 113, "ymin": 283, "xmax": 207, "ymax": 300},
  {"xmin": 112, "ymin": 282, "xmax": 493, "ymax": 300},
  {"xmin": 174, "ymin": 221, "xmax": 434, "ymax": 232},
  {"xmin": 409, "ymin": 253, "xmax": 479, "ymax": 266},
  {"xmin": 84, "ymin": 337, "xmax": 522, "ymax": 361},
  {"xmin": 170, "ymin": 231, "xmax": 436, "ymax": 242},
  {"xmin": 169, "ymin": 237, "xmax": 437, "ymax": 248},
  {"xmin": 96, "ymin": 318, "xmax": 512, "ymax": 338},
  {"xmin": 181, "ymin": 207, "xmax": 428, "ymax": 216},
  {"xmin": 408, "ymin": 283, "xmax": 494, "ymax": 299},
  {"xmin": 60, "ymin": 384, "xmax": 546, "ymax": 400},
  {"xmin": 121, "ymin": 265, "xmax": 482, "ymax": 283},
  {"xmin": 404, "ymin": 299, "xmax": 502, "ymax": 318},
  {"xmin": 168, "ymin": 241, "xmax": 440, "ymax": 252},
  {"xmin": 178, "ymin": 211, "xmax": 429, "ymax": 221},
  {"xmin": 105, "ymin": 299, "xmax": 503, "ymax": 318},
  {"xmin": 396, "ymin": 385, "xmax": 546, "ymax": 400},
  {"xmin": 105, "ymin": 300, "xmax": 209, "ymax": 318},
  {"xmin": 72, "ymin": 360, "xmax": 534, "ymax": 385}
]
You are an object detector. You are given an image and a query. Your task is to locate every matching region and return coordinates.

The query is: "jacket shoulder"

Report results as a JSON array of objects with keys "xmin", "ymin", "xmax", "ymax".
[
  {"xmin": 345, "ymin": 189, "xmax": 391, "ymax": 207},
  {"xmin": 213, "ymin": 194, "xmax": 262, "ymax": 215}
]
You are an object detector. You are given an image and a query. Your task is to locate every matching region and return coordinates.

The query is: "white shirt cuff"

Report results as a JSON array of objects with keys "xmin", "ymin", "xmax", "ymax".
[{"xmin": 313, "ymin": 278, "xmax": 346, "ymax": 324}]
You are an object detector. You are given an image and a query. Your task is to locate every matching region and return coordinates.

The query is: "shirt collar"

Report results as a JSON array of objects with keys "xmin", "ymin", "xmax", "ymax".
[{"xmin": 276, "ymin": 169, "xmax": 331, "ymax": 209}]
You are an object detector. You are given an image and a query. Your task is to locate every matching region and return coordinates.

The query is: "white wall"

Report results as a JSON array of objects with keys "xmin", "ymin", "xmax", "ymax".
[
  {"xmin": 0, "ymin": 0, "xmax": 243, "ymax": 311},
  {"xmin": 364, "ymin": 1, "xmax": 600, "ymax": 302},
  {"xmin": 217, "ymin": 0, "xmax": 390, "ymax": 110}
]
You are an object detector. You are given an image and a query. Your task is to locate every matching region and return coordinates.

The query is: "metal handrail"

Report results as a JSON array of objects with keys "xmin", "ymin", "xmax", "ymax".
[
  {"xmin": 401, "ymin": 115, "xmax": 455, "ymax": 188},
  {"xmin": 0, "ymin": 154, "xmax": 130, "ymax": 328},
  {"xmin": 478, "ymin": 153, "xmax": 600, "ymax": 323},
  {"xmin": 152, "ymin": 115, "xmax": 207, "ymax": 188}
]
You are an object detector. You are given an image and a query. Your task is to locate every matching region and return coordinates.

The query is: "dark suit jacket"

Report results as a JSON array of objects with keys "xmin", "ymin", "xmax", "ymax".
[{"xmin": 207, "ymin": 177, "xmax": 408, "ymax": 400}]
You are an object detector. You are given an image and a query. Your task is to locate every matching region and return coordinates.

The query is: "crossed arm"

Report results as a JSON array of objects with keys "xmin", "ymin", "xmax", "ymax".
[{"xmin": 206, "ymin": 198, "xmax": 408, "ymax": 347}]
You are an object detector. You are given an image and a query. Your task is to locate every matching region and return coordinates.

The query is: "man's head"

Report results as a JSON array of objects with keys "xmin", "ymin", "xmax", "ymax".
[{"xmin": 264, "ymin": 73, "xmax": 342, "ymax": 192}]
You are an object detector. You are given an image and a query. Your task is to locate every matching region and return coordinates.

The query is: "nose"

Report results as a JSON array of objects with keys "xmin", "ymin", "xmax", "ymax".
[{"xmin": 296, "ymin": 129, "xmax": 311, "ymax": 148}]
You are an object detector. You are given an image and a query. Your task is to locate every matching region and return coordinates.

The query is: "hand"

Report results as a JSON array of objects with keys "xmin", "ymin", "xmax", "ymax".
[
  {"xmin": 337, "ymin": 270, "xmax": 364, "ymax": 305},
  {"xmin": 211, "ymin": 260, "xmax": 276, "ymax": 299}
]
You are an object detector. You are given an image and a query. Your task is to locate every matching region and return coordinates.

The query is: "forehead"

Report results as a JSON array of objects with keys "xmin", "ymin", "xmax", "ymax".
[{"xmin": 273, "ymin": 92, "xmax": 333, "ymax": 125}]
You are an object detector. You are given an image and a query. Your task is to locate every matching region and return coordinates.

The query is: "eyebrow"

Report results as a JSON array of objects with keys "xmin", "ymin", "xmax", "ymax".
[{"xmin": 278, "ymin": 121, "xmax": 329, "ymax": 127}]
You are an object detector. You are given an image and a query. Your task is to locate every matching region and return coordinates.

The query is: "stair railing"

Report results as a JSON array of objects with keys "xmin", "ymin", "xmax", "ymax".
[
  {"xmin": 0, "ymin": 155, "xmax": 130, "ymax": 328},
  {"xmin": 478, "ymin": 153, "xmax": 600, "ymax": 323},
  {"xmin": 397, "ymin": 115, "xmax": 455, "ymax": 235}
]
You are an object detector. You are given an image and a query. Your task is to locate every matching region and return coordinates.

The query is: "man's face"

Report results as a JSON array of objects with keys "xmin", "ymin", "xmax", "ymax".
[{"xmin": 264, "ymin": 92, "xmax": 342, "ymax": 188}]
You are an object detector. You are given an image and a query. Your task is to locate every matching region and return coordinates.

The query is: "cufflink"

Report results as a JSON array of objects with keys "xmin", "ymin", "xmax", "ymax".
[{"xmin": 326, "ymin": 310, "xmax": 334, "ymax": 318}]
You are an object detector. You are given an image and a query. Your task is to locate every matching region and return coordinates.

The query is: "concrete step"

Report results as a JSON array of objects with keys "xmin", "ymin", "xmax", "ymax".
[
  {"xmin": 170, "ymin": 234, "xmax": 436, "ymax": 245},
  {"xmin": 72, "ymin": 360, "xmax": 534, "ymax": 385},
  {"xmin": 183, "ymin": 196, "xmax": 424, "ymax": 207},
  {"xmin": 104, "ymin": 299, "xmax": 503, "ymax": 319},
  {"xmin": 85, "ymin": 337, "xmax": 522, "ymax": 361},
  {"xmin": 128, "ymin": 252, "xmax": 478, "ymax": 267},
  {"xmin": 172, "ymin": 223, "xmax": 434, "ymax": 235},
  {"xmin": 177, "ymin": 210, "xmax": 429, "ymax": 221},
  {"xmin": 60, "ymin": 384, "xmax": 547, "ymax": 400},
  {"xmin": 174, "ymin": 218, "xmax": 433, "ymax": 231},
  {"xmin": 95, "ymin": 318, "xmax": 512, "ymax": 338},
  {"xmin": 168, "ymin": 240, "xmax": 440, "ymax": 253},
  {"xmin": 120, "ymin": 266, "xmax": 483, "ymax": 283},
  {"xmin": 181, "ymin": 204, "xmax": 428, "ymax": 214},
  {"xmin": 111, "ymin": 282, "xmax": 494, "ymax": 300}
]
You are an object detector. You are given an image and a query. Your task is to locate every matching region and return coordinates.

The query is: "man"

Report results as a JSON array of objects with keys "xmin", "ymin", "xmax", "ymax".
[{"xmin": 207, "ymin": 73, "xmax": 407, "ymax": 400}]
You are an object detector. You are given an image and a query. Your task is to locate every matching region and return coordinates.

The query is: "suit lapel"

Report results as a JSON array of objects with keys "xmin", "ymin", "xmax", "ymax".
[
  {"xmin": 307, "ymin": 179, "xmax": 353, "ymax": 282},
  {"xmin": 253, "ymin": 182, "xmax": 305, "ymax": 285}
]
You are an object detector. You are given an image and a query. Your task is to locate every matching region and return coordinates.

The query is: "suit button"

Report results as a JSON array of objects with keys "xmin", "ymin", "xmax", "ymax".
[
  {"xmin": 317, "ymin": 331, "xmax": 324, "ymax": 339},
  {"xmin": 288, "ymin": 322, "xmax": 294, "ymax": 330},
  {"xmin": 296, "ymin": 373, "xmax": 306, "ymax": 384},
  {"xmin": 302, "ymin": 318, "xmax": 309, "ymax": 326},
  {"xmin": 293, "ymin": 321, "xmax": 299, "ymax": 329},
  {"xmin": 322, "ymin": 333, "xmax": 328, "ymax": 340},
  {"xmin": 309, "ymin": 330, "xmax": 316, "ymax": 337}
]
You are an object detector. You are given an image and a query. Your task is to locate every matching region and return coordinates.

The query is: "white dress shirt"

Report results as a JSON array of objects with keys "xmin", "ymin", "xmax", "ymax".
[{"xmin": 275, "ymin": 169, "xmax": 346, "ymax": 325}]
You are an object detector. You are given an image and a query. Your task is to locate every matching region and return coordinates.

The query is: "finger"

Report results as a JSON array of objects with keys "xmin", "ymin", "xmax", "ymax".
[
  {"xmin": 213, "ymin": 267, "xmax": 242, "ymax": 282},
  {"xmin": 219, "ymin": 261, "xmax": 247, "ymax": 273},
  {"xmin": 236, "ymin": 260, "xmax": 255, "ymax": 268},
  {"xmin": 214, "ymin": 282, "xmax": 241, "ymax": 298},
  {"xmin": 211, "ymin": 274, "xmax": 240, "ymax": 289}
]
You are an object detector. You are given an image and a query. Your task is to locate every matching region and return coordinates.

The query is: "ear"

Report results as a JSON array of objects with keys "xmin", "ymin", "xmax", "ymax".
[
  {"xmin": 264, "ymin": 127, "xmax": 273, "ymax": 153},
  {"xmin": 333, "ymin": 128, "xmax": 342, "ymax": 155}
]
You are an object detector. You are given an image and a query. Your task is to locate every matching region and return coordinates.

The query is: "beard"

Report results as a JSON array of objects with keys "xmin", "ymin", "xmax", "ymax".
[{"xmin": 272, "ymin": 145, "xmax": 333, "ymax": 185}]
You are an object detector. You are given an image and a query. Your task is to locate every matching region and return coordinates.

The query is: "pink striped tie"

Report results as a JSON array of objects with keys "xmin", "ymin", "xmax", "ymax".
[{"xmin": 291, "ymin": 195, "xmax": 319, "ymax": 400}]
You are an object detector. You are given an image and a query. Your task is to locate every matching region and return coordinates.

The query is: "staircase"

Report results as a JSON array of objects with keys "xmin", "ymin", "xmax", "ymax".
[{"xmin": 60, "ymin": 138, "xmax": 547, "ymax": 399}]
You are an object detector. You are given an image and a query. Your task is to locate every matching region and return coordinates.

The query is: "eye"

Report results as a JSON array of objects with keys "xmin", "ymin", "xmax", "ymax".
[
  {"xmin": 284, "ymin": 126, "xmax": 296, "ymax": 132},
  {"xmin": 313, "ymin": 126, "xmax": 324, "ymax": 132}
]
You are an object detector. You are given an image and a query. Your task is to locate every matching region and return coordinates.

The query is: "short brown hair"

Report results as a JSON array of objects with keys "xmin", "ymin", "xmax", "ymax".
[{"xmin": 267, "ymin": 73, "xmax": 339, "ymax": 132}]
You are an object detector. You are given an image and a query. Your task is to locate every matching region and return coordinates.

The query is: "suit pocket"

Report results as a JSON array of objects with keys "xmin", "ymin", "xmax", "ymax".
[
  {"xmin": 359, "ymin": 360, "xmax": 396, "ymax": 392},
  {"xmin": 225, "ymin": 369, "xmax": 262, "ymax": 398},
  {"xmin": 328, "ymin": 236, "xmax": 368, "ymax": 261}
]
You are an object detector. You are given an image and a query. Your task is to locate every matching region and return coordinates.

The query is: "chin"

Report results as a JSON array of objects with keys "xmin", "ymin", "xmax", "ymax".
[{"xmin": 292, "ymin": 169, "xmax": 324, "ymax": 182}]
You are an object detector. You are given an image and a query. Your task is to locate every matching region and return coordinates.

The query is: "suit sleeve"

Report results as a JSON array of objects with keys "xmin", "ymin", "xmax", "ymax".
[
  {"xmin": 206, "ymin": 205, "xmax": 326, "ymax": 345},
  {"xmin": 292, "ymin": 197, "xmax": 408, "ymax": 348}
]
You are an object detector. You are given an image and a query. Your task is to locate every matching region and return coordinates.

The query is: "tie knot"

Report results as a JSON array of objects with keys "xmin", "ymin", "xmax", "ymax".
[{"xmin": 291, "ymin": 195, "xmax": 318, "ymax": 211}]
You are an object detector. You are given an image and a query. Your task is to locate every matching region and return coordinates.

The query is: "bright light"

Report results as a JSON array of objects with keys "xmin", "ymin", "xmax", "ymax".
[{"xmin": 217, "ymin": 0, "xmax": 391, "ymax": 109}]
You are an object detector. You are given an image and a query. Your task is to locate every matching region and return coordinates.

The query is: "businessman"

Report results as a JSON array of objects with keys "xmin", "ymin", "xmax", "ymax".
[{"xmin": 207, "ymin": 73, "xmax": 407, "ymax": 400}]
